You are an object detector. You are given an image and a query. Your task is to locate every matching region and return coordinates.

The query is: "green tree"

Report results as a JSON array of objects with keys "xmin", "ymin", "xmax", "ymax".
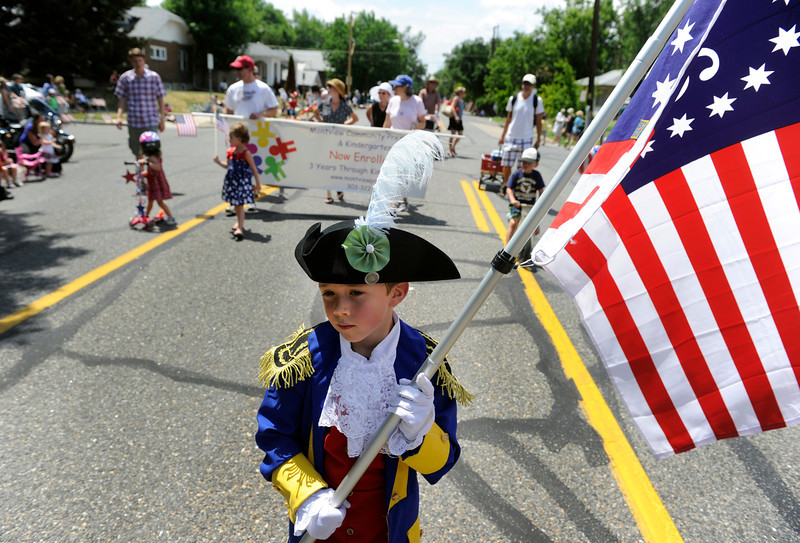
[
  {"xmin": 1, "ymin": 0, "xmax": 141, "ymax": 84},
  {"xmin": 291, "ymin": 9, "xmax": 327, "ymax": 49},
  {"xmin": 538, "ymin": 59, "xmax": 580, "ymax": 118},
  {"xmin": 618, "ymin": 0, "xmax": 672, "ymax": 65},
  {"xmin": 483, "ymin": 32, "xmax": 546, "ymax": 115},
  {"xmin": 437, "ymin": 38, "xmax": 491, "ymax": 105},
  {"xmin": 535, "ymin": 0, "xmax": 620, "ymax": 79},
  {"xmin": 254, "ymin": 2, "xmax": 294, "ymax": 46},
  {"xmin": 162, "ymin": 0, "xmax": 258, "ymax": 71},
  {"xmin": 322, "ymin": 12, "xmax": 425, "ymax": 94}
]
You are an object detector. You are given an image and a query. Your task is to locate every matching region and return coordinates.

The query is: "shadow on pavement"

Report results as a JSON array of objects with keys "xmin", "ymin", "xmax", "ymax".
[{"xmin": 0, "ymin": 209, "xmax": 90, "ymax": 320}]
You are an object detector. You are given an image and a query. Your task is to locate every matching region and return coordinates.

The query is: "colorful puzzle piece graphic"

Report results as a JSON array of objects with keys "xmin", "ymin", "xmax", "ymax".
[
  {"xmin": 251, "ymin": 121, "xmax": 276, "ymax": 147},
  {"xmin": 268, "ymin": 138, "xmax": 297, "ymax": 161},
  {"xmin": 262, "ymin": 156, "xmax": 286, "ymax": 182}
]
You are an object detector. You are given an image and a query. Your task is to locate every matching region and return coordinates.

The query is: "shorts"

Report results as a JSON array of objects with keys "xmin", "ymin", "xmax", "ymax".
[
  {"xmin": 501, "ymin": 138, "xmax": 532, "ymax": 168},
  {"xmin": 507, "ymin": 204, "xmax": 522, "ymax": 220},
  {"xmin": 128, "ymin": 125, "xmax": 158, "ymax": 157}
]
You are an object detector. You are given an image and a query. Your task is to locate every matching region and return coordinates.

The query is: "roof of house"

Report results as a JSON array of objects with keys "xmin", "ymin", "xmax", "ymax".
[
  {"xmin": 284, "ymin": 49, "xmax": 331, "ymax": 72},
  {"xmin": 127, "ymin": 6, "xmax": 194, "ymax": 46},
  {"xmin": 576, "ymin": 69, "xmax": 624, "ymax": 88},
  {"xmin": 247, "ymin": 42, "xmax": 291, "ymax": 62}
]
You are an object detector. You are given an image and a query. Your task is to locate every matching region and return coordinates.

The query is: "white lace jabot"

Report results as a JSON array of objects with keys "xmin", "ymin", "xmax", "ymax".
[{"xmin": 319, "ymin": 314, "xmax": 401, "ymax": 457}]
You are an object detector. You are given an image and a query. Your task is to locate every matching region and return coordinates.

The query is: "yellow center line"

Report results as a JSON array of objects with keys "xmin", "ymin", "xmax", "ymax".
[
  {"xmin": 468, "ymin": 180, "xmax": 682, "ymax": 543},
  {"xmin": 0, "ymin": 187, "xmax": 279, "ymax": 336},
  {"xmin": 459, "ymin": 180, "xmax": 490, "ymax": 232}
]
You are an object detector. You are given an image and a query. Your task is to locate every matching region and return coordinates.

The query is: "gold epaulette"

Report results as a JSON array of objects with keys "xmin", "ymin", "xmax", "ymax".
[
  {"xmin": 417, "ymin": 330, "xmax": 474, "ymax": 406},
  {"xmin": 258, "ymin": 325, "xmax": 316, "ymax": 389}
]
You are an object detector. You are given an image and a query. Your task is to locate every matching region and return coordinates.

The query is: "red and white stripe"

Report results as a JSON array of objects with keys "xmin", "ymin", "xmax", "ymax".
[
  {"xmin": 546, "ymin": 122, "xmax": 800, "ymax": 458},
  {"xmin": 176, "ymin": 114, "xmax": 197, "ymax": 137}
]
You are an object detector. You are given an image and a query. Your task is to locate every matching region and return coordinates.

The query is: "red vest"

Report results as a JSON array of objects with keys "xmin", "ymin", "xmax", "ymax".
[{"xmin": 324, "ymin": 426, "xmax": 388, "ymax": 542}]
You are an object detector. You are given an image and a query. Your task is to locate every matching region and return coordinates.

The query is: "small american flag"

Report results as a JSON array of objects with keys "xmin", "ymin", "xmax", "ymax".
[
  {"xmin": 534, "ymin": 0, "xmax": 800, "ymax": 458},
  {"xmin": 176, "ymin": 114, "xmax": 197, "ymax": 137},
  {"xmin": 215, "ymin": 109, "xmax": 229, "ymax": 135}
]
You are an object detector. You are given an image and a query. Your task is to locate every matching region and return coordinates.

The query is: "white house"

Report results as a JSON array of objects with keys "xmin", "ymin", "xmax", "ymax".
[{"xmin": 244, "ymin": 43, "xmax": 290, "ymax": 88}]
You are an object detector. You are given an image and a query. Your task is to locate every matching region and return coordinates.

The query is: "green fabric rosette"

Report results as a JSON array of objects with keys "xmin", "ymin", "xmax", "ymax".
[{"xmin": 342, "ymin": 225, "xmax": 390, "ymax": 273}]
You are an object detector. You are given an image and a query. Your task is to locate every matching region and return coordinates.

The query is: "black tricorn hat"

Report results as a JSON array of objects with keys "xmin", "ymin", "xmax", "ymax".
[{"xmin": 295, "ymin": 221, "xmax": 460, "ymax": 284}]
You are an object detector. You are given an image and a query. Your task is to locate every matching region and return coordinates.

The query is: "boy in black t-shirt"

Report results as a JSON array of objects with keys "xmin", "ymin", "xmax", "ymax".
[{"xmin": 504, "ymin": 147, "xmax": 546, "ymax": 257}]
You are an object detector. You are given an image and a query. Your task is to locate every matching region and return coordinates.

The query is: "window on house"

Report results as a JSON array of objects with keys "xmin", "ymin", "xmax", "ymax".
[
  {"xmin": 150, "ymin": 45, "xmax": 167, "ymax": 61},
  {"xmin": 179, "ymin": 50, "xmax": 188, "ymax": 71}
]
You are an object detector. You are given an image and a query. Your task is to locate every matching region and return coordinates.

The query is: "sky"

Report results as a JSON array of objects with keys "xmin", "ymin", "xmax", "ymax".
[{"xmin": 147, "ymin": 0, "xmax": 563, "ymax": 74}]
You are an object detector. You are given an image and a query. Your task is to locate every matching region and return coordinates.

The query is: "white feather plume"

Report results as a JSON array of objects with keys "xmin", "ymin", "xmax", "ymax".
[{"xmin": 354, "ymin": 131, "xmax": 444, "ymax": 231}]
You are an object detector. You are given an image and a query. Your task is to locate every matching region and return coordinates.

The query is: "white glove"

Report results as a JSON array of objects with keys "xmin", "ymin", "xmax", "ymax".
[
  {"xmin": 293, "ymin": 488, "xmax": 350, "ymax": 540},
  {"xmin": 389, "ymin": 373, "xmax": 435, "ymax": 442}
]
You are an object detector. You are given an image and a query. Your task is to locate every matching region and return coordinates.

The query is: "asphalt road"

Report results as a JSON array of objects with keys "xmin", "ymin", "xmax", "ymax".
[{"xmin": 1, "ymin": 112, "xmax": 799, "ymax": 543}]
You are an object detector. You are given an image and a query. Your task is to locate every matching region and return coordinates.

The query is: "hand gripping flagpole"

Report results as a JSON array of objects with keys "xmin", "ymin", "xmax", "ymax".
[{"xmin": 299, "ymin": 1, "xmax": 694, "ymax": 540}]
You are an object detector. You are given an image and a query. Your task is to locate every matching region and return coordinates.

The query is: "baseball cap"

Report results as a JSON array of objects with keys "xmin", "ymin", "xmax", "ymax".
[
  {"xmin": 522, "ymin": 73, "xmax": 537, "ymax": 85},
  {"xmin": 521, "ymin": 148, "xmax": 540, "ymax": 163},
  {"xmin": 230, "ymin": 55, "xmax": 255, "ymax": 69},
  {"xmin": 389, "ymin": 74, "xmax": 414, "ymax": 88}
]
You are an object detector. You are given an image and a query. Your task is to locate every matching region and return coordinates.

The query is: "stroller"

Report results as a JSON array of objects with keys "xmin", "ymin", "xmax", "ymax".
[{"xmin": 15, "ymin": 146, "xmax": 45, "ymax": 181}]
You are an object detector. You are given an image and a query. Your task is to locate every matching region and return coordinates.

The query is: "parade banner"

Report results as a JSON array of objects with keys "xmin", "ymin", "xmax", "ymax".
[{"xmin": 198, "ymin": 115, "xmax": 434, "ymax": 197}]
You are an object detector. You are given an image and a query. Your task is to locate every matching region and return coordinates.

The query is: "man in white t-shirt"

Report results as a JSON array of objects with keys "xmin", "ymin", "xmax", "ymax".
[
  {"xmin": 498, "ymin": 73, "xmax": 545, "ymax": 184},
  {"xmin": 224, "ymin": 55, "xmax": 278, "ymax": 119}
]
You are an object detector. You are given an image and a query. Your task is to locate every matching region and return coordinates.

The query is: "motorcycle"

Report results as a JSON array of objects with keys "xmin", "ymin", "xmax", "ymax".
[{"xmin": 0, "ymin": 117, "xmax": 22, "ymax": 152}]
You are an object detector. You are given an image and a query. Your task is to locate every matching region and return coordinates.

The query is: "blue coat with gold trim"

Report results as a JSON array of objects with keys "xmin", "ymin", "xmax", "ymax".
[{"xmin": 255, "ymin": 320, "xmax": 470, "ymax": 543}]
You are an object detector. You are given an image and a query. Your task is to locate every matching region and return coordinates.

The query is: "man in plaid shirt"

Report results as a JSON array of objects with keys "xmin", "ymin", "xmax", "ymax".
[{"xmin": 115, "ymin": 48, "xmax": 166, "ymax": 158}]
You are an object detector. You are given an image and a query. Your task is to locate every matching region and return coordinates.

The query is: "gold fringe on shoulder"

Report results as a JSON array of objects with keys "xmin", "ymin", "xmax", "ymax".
[
  {"xmin": 417, "ymin": 330, "xmax": 475, "ymax": 406},
  {"xmin": 258, "ymin": 325, "xmax": 316, "ymax": 389}
]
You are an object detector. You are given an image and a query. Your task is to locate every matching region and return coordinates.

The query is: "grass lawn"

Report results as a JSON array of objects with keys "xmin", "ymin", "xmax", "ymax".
[{"xmin": 163, "ymin": 90, "xmax": 226, "ymax": 113}]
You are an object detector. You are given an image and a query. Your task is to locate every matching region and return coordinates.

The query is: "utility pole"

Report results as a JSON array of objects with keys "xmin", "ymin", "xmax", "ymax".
[
  {"xmin": 346, "ymin": 13, "xmax": 355, "ymax": 97},
  {"xmin": 587, "ymin": 0, "xmax": 601, "ymax": 124}
]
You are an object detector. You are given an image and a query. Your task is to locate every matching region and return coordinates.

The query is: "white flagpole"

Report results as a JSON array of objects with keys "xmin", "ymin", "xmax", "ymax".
[
  {"xmin": 298, "ymin": 2, "xmax": 695, "ymax": 540},
  {"xmin": 213, "ymin": 105, "xmax": 218, "ymax": 156}
]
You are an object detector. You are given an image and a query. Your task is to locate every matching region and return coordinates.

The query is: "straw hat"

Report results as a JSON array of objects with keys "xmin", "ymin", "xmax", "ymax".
[{"xmin": 326, "ymin": 78, "xmax": 346, "ymax": 97}]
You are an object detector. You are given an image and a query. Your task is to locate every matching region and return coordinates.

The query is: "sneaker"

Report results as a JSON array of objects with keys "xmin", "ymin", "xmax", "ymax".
[
  {"xmin": 225, "ymin": 205, "xmax": 235, "ymax": 216},
  {"xmin": 246, "ymin": 203, "xmax": 258, "ymax": 213},
  {"xmin": 397, "ymin": 202, "xmax": 408, "ymax": 212},
  {"xmin": 166, "ymin": 217, "xmax": 177, "ymax": 226}
]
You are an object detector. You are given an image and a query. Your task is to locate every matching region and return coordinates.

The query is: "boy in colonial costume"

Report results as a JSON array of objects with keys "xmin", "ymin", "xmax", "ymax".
[{"xmin": 256, "ymin": 132, "xmax": 471, "ymax": 542}]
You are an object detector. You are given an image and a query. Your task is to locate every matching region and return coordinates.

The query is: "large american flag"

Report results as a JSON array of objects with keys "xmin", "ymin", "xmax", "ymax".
[
  {"xmin": 533, "ymin": 0, "xmax": 800, "ymax": 459},
  {"xmin": 176, "ymin": 113, "xmax": 197, "ymax": 137}
]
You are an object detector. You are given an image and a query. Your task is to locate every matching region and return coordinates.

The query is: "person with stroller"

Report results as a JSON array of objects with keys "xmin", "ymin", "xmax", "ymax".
[
  {"xmin": 138, "ymin": 131, "xmax": 176, "ymax": 227},
  {"xmin": 498, "ymin": 74, "xmax": 545, "ymax": 185}
]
